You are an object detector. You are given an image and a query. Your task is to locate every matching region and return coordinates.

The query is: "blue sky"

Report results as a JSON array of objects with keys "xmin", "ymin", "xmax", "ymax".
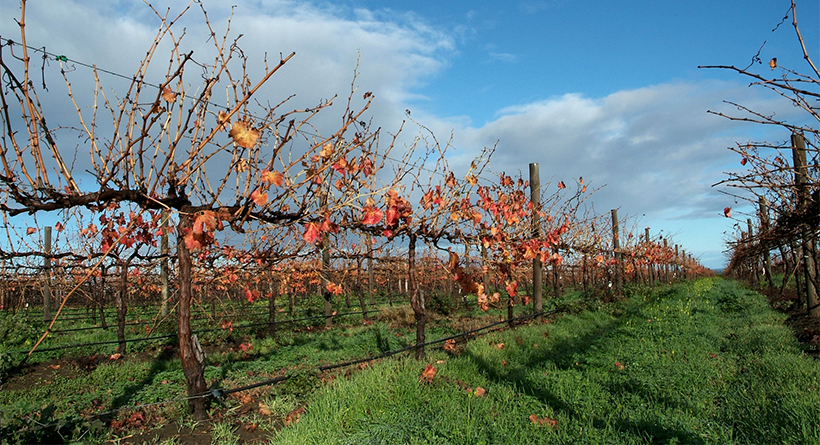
[{"xmin": 1, "ymin": 0, "xmax": 818, "ymax": 269}]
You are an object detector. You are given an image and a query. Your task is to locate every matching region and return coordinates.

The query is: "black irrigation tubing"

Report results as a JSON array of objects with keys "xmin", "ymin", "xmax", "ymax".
[
  {"xmin": 16, "ymin": 306, "xmax": 566, "ymax": 434},
  {"xmin": 13, "ymin": 308, "xmax": 372, "ymax": 355},
  {"xmin": 15, "ymin": 333, "xmax": 178, "ymax": 355},
  {"xmin": 51, "ymin": 321, "xmax": 143, "ymax": 334},
  {"xmin": 213, "ymin": 307, "xmax": 566, "ymax": 399},
  {"xmin": 318, "ymin": 307, "xmax": 565, "ymax": 372}
]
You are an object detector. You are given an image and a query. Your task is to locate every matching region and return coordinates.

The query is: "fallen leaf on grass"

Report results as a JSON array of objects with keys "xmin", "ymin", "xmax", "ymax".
[
  {"xmin": 474, "ymin": 387, "xmax": 486, "ymax": 397},
  {"xmin": 420, "ymin": 364, "xmax": 437, "ymax": 383},
  {"xmin": 615, "ymin": 361, "xmax": 625, "ymax": 370},
  {"xmin": 49, "ymin": 364, "xmax": 60, "ymax": 370},
  {"xmin": 529, "ymin": 414, "xmax": 557, "ymax": 428},
  {"xmin": 258, "ymin": 403, "xmax": 272, "ymax": 416},
  {"xmin": 493, "ymin": 343, "xmax": 505, "ymax": 349},
  {"xmin": 109, "ymin": 353, "xmax": 122, "ymax": 361},
  {"xmin": 285, "ymin": 407, "xmax": 305, "ymax": 426}
]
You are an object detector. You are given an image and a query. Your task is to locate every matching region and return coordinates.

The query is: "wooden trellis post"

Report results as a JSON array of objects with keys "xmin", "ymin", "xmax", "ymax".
[{"xmin": 530, "ymin": 163, "xmax": 543, "ymax": 313}]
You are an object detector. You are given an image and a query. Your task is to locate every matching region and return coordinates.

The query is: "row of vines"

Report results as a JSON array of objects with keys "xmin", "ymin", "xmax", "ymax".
[
  {"xmin": 716, "ymin": 1, "xmax": 820, "ymax": 320},
  {"xmin": 0, "ymin": 0, "xmax": 709, "ymax": 419}
]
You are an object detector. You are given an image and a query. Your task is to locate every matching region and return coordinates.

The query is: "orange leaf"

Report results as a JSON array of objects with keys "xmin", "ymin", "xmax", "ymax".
[
  {"xmin": 320, "ymin": 142, "xmax": 334, "ymax": 159},
  {"xmin": 217, "ymin": 110, "xmax": 230, "ymax": 131},
  {"xmin": 529, "ymin": 414, "xmax": 557, "ymax": 428},
  {"xmin": 261, "ymin": 170, "xmax": 284, "ymax": 187},
  {"xmin": 26, "ymin": 227, "xmax": 37, "ymax": 235},
  {"xmin": 723, "ymin": 207, "xmax": 732, "ymax": 218},
  {"xmin": 474, "ymin": 387, "xmax": 486, "ymax": 397},
  {"xmin": 769, "ymin": 57, "xmax": 777, "ymax": 70},
  {"xmin": 162, "ymin": 86, "xmax": 175, "ymax": 102},
  {"xmin": 229, "ymin": 120, "xmax": 260, "ymax": 148},
  {"xmin": 557, "ymin": 181, "xmax": 566, "ymax": 189},
  {"xmin": 326, "ymin": 282, "xmax": 343, "ymax": 295},
  {"xmin": 505, "ymin": 281, "xmax": 518, "ymax": 297},
  {"xmin": 285, "ymin": 406, "xmax": 305, "ymax": 426},
  {"xmin": 251, "ymin": 190, "xmax": 268, "ymax": 206},
  {"xmin": 420, "ymin": 364, "xmax": 437, "ymax": 383},
  {"xmin": 109, "ymin": 353, "xmax": 122, "ymax": 360},
  {"xmin": 193, "ymin": 211, "xmax": 221, "ymax": 234}
]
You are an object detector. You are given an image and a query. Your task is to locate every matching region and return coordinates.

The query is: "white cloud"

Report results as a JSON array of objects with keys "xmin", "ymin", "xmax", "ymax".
[{"xmin": 0, "ymin": 0, "xmax": 803, "ymax": 269}]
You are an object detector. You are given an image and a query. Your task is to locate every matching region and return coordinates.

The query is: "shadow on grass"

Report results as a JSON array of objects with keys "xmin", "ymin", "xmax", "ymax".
[
  {"xmin": 464, "ymin": 301, "xmax": 707, "ymax": 444},
  {"xmin": 107, "ymin": 344, "xmax": 176, "ymax": 413}
]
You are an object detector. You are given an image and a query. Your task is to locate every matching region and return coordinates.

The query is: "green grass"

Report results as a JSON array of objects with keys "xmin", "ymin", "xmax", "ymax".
[
  {"xmin": 272, "ymin": 278, "xmax": 820, "ymax": 445},
  {"xmin": 2, "ymin": 281, "xmax": 818, "ymax": 444}
]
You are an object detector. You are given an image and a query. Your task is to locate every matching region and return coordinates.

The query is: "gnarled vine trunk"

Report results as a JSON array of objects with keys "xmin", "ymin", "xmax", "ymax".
[{"xmin": 177, "ymin": 212, "xmax": 208, "ymax": 420}]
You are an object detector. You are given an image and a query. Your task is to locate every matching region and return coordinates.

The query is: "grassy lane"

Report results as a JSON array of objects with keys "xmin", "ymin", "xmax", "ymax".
[{"xmin": 273, "ymin": 278, "xmax": 820, "ymax": 445}]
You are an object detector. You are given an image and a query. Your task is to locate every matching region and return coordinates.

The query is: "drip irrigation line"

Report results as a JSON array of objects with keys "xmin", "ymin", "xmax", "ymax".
[
  {"xmin": 17, "ymin": 304, "xmax": 566, "ymax": 436},
  {"xmin": 51, "ymin": 321, "xmax": 143, "ymax": 334},
  {"xmin": 15, "ymin": 333, "xmax": 178, "ymax": 355},
  {"xmin": 214, "ymin": 306, "xmax": 565, "ymax": 398},
  {"xmin": 13, "ymin": 308, "xmax": 371, "ymax": 355},
  {"xmin": 318, "ymin": 307, "xmax": 564, "ymax": 372}
]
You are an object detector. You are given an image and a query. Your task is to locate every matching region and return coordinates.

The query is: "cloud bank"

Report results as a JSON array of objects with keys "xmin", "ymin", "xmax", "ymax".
[{"xmin": 0, "ymin": 0, "xmax": 797, "ymax": 268}]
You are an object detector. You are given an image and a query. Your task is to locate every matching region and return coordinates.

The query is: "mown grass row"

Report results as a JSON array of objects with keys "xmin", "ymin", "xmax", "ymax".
[{"xmin": 272, "ymin": 278, "xmax": 820, "ymax": 445}]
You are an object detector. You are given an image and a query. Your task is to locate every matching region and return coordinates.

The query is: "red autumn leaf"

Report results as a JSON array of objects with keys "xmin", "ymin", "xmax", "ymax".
[
  {"xmin": 184, "ymin": 232, "xmax": 203, "ymax": 251},
  {"xmin": 326, "ymin": 282, "xmax": 343, "ymax": 295},
  {"xmin": 244, "ymin": 288, "xmax": 260, "ymax": 303},
  {"xmin": 251, "ymin": 189, "xmax": 268, "ymax": 206},
  {"xmin": 54, "ymin": 222, "xmax": 64, "ymax": 232},
  {"xmin": 221, "ymin": 320, "xmax": 233, "ymax": 333},
  {"xmin": 557, "ymin": 181, "xmax": 566, "ymax": 189},
  {"xmin": 362, "ymin": 206, "xmax": 383, "ymax": 225},
  {"xmin": 420, "ymin": 364, "xmax": 437, "ymax": 383},
  {"xmin": 529, "ymin": 414, "xmax": 557, "ymax": 428},
  {"xmin": 474, "ymin": 387, "xmax": 486, "ymax": 397},
  {"xmin": 723, "ymin": 207, "xmax": 732, "ymax": 218},
  {"xmin": 740, "ymin": 157, "xmax": 748, "ymax": 165},
  {"xmin": 26, "ymin": 227, "xmax": 37, "ymax": 235},
  {"xmin": 303, "ymin": 222, "xmax": 321, "ymax": 244},
  {"xmin": 505, "ymin": 281, "xmax": 518, "ymax": 297},
  {"xmin": 615, "ymin": 361, "xmax": 625, "ymax": 370}
]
